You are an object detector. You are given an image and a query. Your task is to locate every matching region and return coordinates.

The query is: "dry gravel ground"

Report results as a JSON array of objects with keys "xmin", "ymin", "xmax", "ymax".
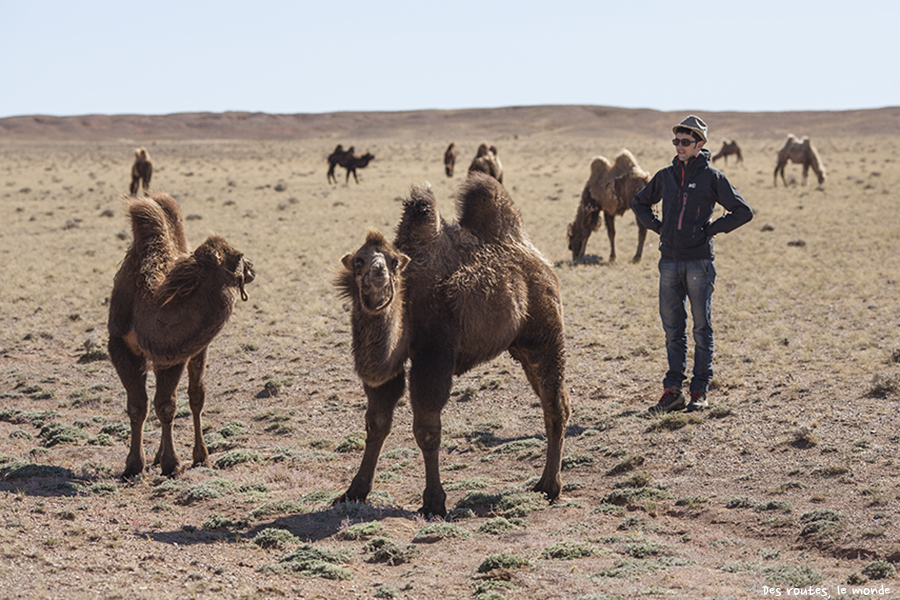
[{"xmin": 1, "ymin": 106, "xmax": 900, "ymax": 599}]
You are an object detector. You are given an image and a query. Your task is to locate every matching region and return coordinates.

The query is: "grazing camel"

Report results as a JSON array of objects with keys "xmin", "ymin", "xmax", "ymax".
[
  {"xmin": 335, "ymin": 172, "xmax": 571, "ymax": 517},
  {"xmin": 712, "ymin": 140, "xmax": 743, "ymax": 165},
  {"xmin": 444, "ymin": 142, "xmax": 458, "ymax": 177},
  {"xmin": 567, "ymin": 150, "xmax": 650, "ymax": 263},
  {"xmin": 130, "ymin": 148, "xmax": 153, "ymax": 195},
  {"xmin": 108, "ymin": 193, "xmax": 255, "ymax": 478},
  {"xmin": 327, "ymin": 144, "xmax": 354, "ymax": 184},
  {"xmin": 774, "ymin": 134, "xmax": 826, "ymax": 186},
  {"xmin": 341, "ymin": 151, "xmax": 375, "ymax": 184},
  {"xmin": 467, "ymin": 142, "xmax": 503, "ymax": 183}
]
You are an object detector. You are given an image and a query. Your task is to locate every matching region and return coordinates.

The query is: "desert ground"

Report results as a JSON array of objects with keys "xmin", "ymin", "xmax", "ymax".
[{"xmin": 1, "ymin": 105, "xmax": 900, "ymax": 600}]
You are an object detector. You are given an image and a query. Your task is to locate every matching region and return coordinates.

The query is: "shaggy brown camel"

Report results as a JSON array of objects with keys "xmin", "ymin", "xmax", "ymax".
[
  {"xmin": 335, "ymin": 172, "xmax": 571, "ymax": 517},
  {"xmin": 567, "ymin": 150, "xmax": 650, "ymax": 263},
  {"xmin": 130, "ymin": 148, "xmax": 153, "ymax": 195},
  {"xmin": 444, "ymin": 142, "xmax": 457, "ymax": 177},
  {"xmin": 712, "ymin": 139, "xmax": 743, "ymax": 165},
  {"xmin": 467, "ymin": 142, "xmax": 503, "ymax": 183},
  {"xmin": 774, "ymin": 134, "xmax": 826, "ymax": 186},
  {"xmin": 108, "ymin": 193, "xmax": 255, "ymax": 478},
  {"xmin": 342, "ymin": 151, "xmax": 375, "ymax": 184},
  {"xmin": 327, "ymin": 144, "xmax": 354, "ymax": 184}
]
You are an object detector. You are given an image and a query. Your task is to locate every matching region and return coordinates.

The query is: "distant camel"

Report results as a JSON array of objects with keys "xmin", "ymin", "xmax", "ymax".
[
  {"xmin": 327, "ymin": 144, "xmax": 354, "ymax": 184},
  {"xmin": 444, "ymin": 142, "xmax": 458, "ymax": 177},
  {"xmin": 468, "ymin": 142, "xmax": 503, "ymax": 183},
  {"xmin": 130, "ymin": 148, "xmax": 153, "ymax": 195},
  {"xmin": 712, "ymin": 140, "xmax": 743, "ymax": 165},
  {"xmin": 774, "ymin": 134, "xmax": 826, "ymax": 186},
  {"xmin": 335, "ymin": 173, "xmax": 571, "ymax": 517},
  {"xmin": 108, "ymin": 193, "xmax": 255, "ymax": 478},
  {"xmin": 342, "ymin": 151, "xmax": 375, "ymax": 184},
  {"xmin": 567, "ymin": 150, "xmax": 650, "ymax": 263}
]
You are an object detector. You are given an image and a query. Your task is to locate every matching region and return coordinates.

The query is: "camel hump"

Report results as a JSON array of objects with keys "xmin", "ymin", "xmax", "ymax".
[
  {"xmin": 456, "ymin": 171, "xmax": 523, "ymax": 243},
  {"xmin": 126, "ymin": 194, "xmax": 185, "ymax": 291},
  {"xmin": 612, "ymin": 149, "xmax": 648, "ymax": 180}
]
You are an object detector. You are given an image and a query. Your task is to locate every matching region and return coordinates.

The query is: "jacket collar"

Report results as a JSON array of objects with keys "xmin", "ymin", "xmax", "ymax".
[{"xmin": 672, "ymin": 148, "xmax": 711, "ymax": 174}]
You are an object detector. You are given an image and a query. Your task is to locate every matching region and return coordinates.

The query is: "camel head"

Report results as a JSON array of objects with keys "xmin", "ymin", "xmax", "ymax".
[
  {"xmin": 192, "ymin": 236, "xmax": 255, "ymax": 302},
  {"xmin": 567, "ymin": 220, "xmax": 590, "ymax": 261},
  {"xmin": 340, "ymin": 230, "xmax": 409, "ymax": 314}
]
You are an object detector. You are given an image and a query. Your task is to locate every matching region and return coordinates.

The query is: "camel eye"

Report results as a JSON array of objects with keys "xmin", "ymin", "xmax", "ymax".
[
  {"xmin": 390, "ymin": 258, "xmax": 399, "ymax": 270},
  {"xmin": 354, "ymin": 257, "xmax": 364, "ymax": 270}
]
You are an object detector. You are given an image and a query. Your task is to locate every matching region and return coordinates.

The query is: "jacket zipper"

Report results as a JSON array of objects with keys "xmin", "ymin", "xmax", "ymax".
[{"xmin": 677, "ymin": 161, "xmax": 687, "ymax": 230}]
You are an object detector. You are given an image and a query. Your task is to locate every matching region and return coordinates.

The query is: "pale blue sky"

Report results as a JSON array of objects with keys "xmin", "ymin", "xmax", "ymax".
[{"xmin": 1, "ymin": 0, "xmax": 896, "ymax": 118}]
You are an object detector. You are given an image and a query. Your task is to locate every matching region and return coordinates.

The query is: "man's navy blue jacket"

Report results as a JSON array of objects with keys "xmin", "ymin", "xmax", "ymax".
[{"xmin": 632, "ymin": 148, "xmax": 753, "ymax": 261}]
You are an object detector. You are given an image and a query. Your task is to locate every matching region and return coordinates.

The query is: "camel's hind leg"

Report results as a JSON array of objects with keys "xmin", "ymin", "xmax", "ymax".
[
  {"xmin": 337, "ymin": 370, "xmax": 406, "ymax": 506},
  {"xmin": 109, "ymin": 336, "xmax": 149, "ymax": 478},
  {"xmin": 604, "ymin": 212, "xmax": 617, "ymax": 263},
  {"xmin": 187, "ymin": 349, "xmax": 210, "ymax": 468},
  {"xmin": 152, "ymin": 363, "xmax": 186, "ymax": 476},
  {"xmin": 509, "ymin": 309, "xmax": 571, "ymax": 502}
]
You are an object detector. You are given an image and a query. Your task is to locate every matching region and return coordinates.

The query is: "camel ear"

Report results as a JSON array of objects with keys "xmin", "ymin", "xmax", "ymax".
[
  {"xmin": 397, "ymin": 253, "xmax": 410, "ymax": 272},
  {"xmin": 341, "ymin": 253, "xmax": 354, "ymax": 270}
]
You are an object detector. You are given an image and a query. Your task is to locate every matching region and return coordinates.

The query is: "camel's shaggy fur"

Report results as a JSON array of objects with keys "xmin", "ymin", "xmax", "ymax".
[
  {"xmin": 108, "ymin": 193, "xmax": 255, "ymax": 478},
  {"xmin": 774, "ymin": 134, "xmax": 827, "ymax": 186},
  {"xmin": 712, "ymin": 139, "xmax": 743, "ymax": 165},
  {"xmin": 567, "ymin": 149, "xmax": 650, "ymax": 263},
  {"xmin": 444, "ymin": 142, "xmax": 458, "ymax": 177},
  {"xmin": 336, "ymin": 173, "xmax": 571, "ymax": 517},
  {"xmin": 467, "ymin": 142, "xmax": 503, "ymax": 183},
  {"xmin": 130, "ymin": 148, "xmax": 153, "ymax": 195}
]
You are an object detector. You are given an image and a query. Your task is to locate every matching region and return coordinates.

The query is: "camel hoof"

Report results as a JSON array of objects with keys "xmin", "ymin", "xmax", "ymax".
[
  {"xmin": 333, "ymin": 491, "xmax": 366, "ymax": 507},
  {"xmin": 121, "ymin": 467, "xmax": 144, "ymax": 481},
  {"xmin": 417, "ymin": 504, "xmax": 447, "ymax": 519}
]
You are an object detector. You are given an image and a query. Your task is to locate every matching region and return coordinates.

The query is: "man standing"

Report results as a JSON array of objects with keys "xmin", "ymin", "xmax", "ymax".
[{"xmin": 632, "ymin": 115, "xmax": 753, "ymax": 414}]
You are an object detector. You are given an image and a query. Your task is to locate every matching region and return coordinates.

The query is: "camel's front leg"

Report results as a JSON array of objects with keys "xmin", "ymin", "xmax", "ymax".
[
  {"xmin": 336, "ymin": 370, "xmax": 406, "ymax": 505},
  {"xmin": 408, "ymin": 354, "xmax": 454, "ymax": 518},
  {"xmin": 187, "ymin": 349, "xmax": 210, "ymax": 468},
  {"xmin": 152, "ymin": 363, "xmax": 186, "ymax": 476},
  {"xmin": 109, "ymin": 336, "xmax": 149, "ymax": 479}
]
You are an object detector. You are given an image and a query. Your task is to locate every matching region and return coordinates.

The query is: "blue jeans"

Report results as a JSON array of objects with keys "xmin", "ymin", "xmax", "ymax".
[{"xmin": 658, "ymin": 258, "xmax": 716, "ymax": 394}]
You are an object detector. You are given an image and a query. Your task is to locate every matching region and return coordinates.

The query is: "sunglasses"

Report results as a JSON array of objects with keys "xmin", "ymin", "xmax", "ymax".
[{"xmin": 672, "ymin": 138, "xmax": 698, "ymax": 147}]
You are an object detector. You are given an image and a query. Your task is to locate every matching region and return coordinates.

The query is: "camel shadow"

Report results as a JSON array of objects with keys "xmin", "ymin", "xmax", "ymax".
[
  {"xmin": 0, "ymin": 463, "xmax": 92, "ymax": 499},
  {"xmin": 144, "ymin": 503, "xmax": 418, "ymax": 547}
]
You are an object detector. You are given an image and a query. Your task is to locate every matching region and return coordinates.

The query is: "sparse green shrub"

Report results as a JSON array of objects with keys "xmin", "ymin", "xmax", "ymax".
[
  {"xmin": 811, "ymin": 464, "xmax": 850, "ymax": 477},
  {"xmin": 87, "ymin": 433, "xmax": 115, "ymax": 446},
  {"xmin": 675, "ymin": 496, "xmax": 708, "ymax": 508},
  {"xmin": 478, "ymin": 517, "xmax": 523, "ymax": 535},
  {"xmin": 338, "ymin": 521, "xmax": 383, "ymax": 540},
  {"xmin": 494, "ymin": 492, "xmax": 546, "ymax": 518},
  {"xmin": 602, "ymin": 487, "xmax": 669, "ymax": 506},
  {"xmin": 445, "ymin": 477, "xmax": 491, "ymax": 490},
  {"xmin": 593, "ymin": 503, "xmax": 626, "ymax": 516},
  {"xmin": 9, "ymin": 430, "xmax": 34, "ymax": 440},
  {"xmin": 363, "ymin": 537, "xmax": 419, "ymax": 565},
  {"xmin": 202, "ymin": 513, "xmax": 234, "ymax": 530},
  {"xmin": 99, "ymin": 422, "xmax": 130, "ymax": 440},
  {"xmin": 799, "ymin": 509, "xmax": 847, "ymax": 543},
  {"xmin": 477, "ymin": 553, "xmax": 528, "ymax": 573},
  {"xmin": 605, "ymin": 455, "xmax": 644, "ymax": 475},
  {"xmin": 763, "ymin": 563, "xmax": 823, "ymax": 587},
  {"xmin": 725, "ymin": 496, "xmax": 756, "ymax": 509},
  {"xmin": 614, "ymin": 471, "xmax": 652, "ymax": 488},
  {"xmin": 561, "ymin": 454, "xmax": 594, "ymax": 470},
  {"xmin": 542, "ymin": 540, "xmax": 596, "ymax": 560},
  {"xmin": 39, "ymin": 421, "xmax": 85, "ymax": 447},
  {"xmin": 862, "ymin": 560, "xmax": 895, "ymax": 580},
  {"xmin": 215, "ymin": 449, "xmax": 265, "ymax": 469},
  {"xmin": 253, "ymin": 527, "xmax": 299, "ymax": 548},
  {"xmin": 622, "ymin": 542, "xmax": 661, "ymax": 558},
  {"xmin": 755, "ymin": 500, "xmax": 792, "ymax": 513},
  {"xmin": 646, "ymin": 413, "xmax": 703, "ymax": 432},
  {"xmin": 181, "ymin": 478, "xmax": 236, "ymax": 502},
  {"xmin": 868, "ymin": 372, "xmax": 899, "ymax": 398},
  {"xmin": 413, "ymin": 522, "xmax": 471, "ymax": 542},
  {"xmin": 218, "ymin": 421, "xmax": 248, "ymax": 438},
  {"xmin": 89, "ymin": 482, "xmax": 117, "ymax": 496},
  {"xmin": 336, "ymin": 432, "xmax": 366, "ymax": 453}
]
